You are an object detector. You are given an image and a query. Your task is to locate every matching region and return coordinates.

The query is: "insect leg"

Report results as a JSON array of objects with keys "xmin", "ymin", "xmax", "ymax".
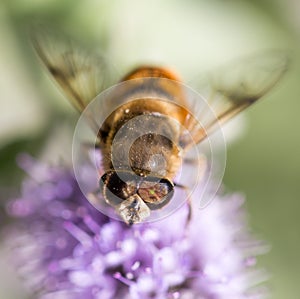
[
  {"xmin": 87, "ymin": 188, "xmax": 102, "ymax": 206},
  {"xmin": 174, "ymin": 182, "xmax": 192, "ymax": 226},
  {"xmin": 81, "ymin": 141, "xmax": 101, "ymax": 150},
  {"xmin": 183, "ymin": 158, "xmax": 199, "ymax": 165},
  {"xmin": 183, "ymin": 154, "xmax": 206, "ymax": 166}
]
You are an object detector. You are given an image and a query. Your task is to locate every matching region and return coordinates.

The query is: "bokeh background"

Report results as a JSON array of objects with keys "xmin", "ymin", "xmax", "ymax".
[{"xmin": 0, "ymin": 1, "xmax": 299, "ymax": 298}]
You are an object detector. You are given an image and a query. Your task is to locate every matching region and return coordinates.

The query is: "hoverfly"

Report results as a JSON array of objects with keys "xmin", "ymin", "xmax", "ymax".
[{"xmin": 31, "ymin": 29, "xmax": 288, "ymax": 225}]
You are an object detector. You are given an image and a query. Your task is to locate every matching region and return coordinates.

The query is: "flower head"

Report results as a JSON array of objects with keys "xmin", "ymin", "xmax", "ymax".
[{"xmin": 4, "ymin": 154, "xmax": 268, "ymax": 299}]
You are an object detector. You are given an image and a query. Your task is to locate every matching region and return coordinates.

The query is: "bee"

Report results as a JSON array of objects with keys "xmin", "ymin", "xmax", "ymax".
[{"xmin": 31, "ymin": 30, "xmax": 288, "ymax": 225}]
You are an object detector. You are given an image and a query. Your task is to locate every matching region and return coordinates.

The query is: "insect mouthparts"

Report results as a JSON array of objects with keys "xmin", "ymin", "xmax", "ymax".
[{"xmin": 118, "ymin": 194, "xmax": 151, "ymax": 225}]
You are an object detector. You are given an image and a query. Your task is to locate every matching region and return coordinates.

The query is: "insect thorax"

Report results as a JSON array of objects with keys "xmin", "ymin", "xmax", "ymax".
[{"xmin": 99, "ymin": 100, "xmax": 183, "ymax": 179}]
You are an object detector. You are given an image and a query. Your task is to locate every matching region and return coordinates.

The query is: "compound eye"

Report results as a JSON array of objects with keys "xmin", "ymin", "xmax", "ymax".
[
  {"xmin": 100, "ymin": 171, "xmax": 137, "ymax": 206},
  {"xmin": 137, "ymin": 177, "xmax": 174, "ymax": 210}
]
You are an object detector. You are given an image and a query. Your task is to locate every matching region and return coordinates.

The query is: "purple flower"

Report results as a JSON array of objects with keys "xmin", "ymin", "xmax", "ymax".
[{"xmin": 3, "ymin": 154, "xmax": 268, "ymax": 299}]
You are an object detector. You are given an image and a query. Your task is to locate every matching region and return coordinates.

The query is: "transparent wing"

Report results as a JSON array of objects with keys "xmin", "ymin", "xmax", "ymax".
[
  {"xmin": 181, "ymin": 50, "xmax": 289, "ymax": 148},
  {"xmin": 31, "ymin": 27, "xmax": 114, "ymax": 115}
]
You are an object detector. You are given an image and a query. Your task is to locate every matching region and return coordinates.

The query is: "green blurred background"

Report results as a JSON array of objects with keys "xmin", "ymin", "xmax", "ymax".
[{"xmin": 0, "ymin": 1, "xmax": 299, "ymax": 298}]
